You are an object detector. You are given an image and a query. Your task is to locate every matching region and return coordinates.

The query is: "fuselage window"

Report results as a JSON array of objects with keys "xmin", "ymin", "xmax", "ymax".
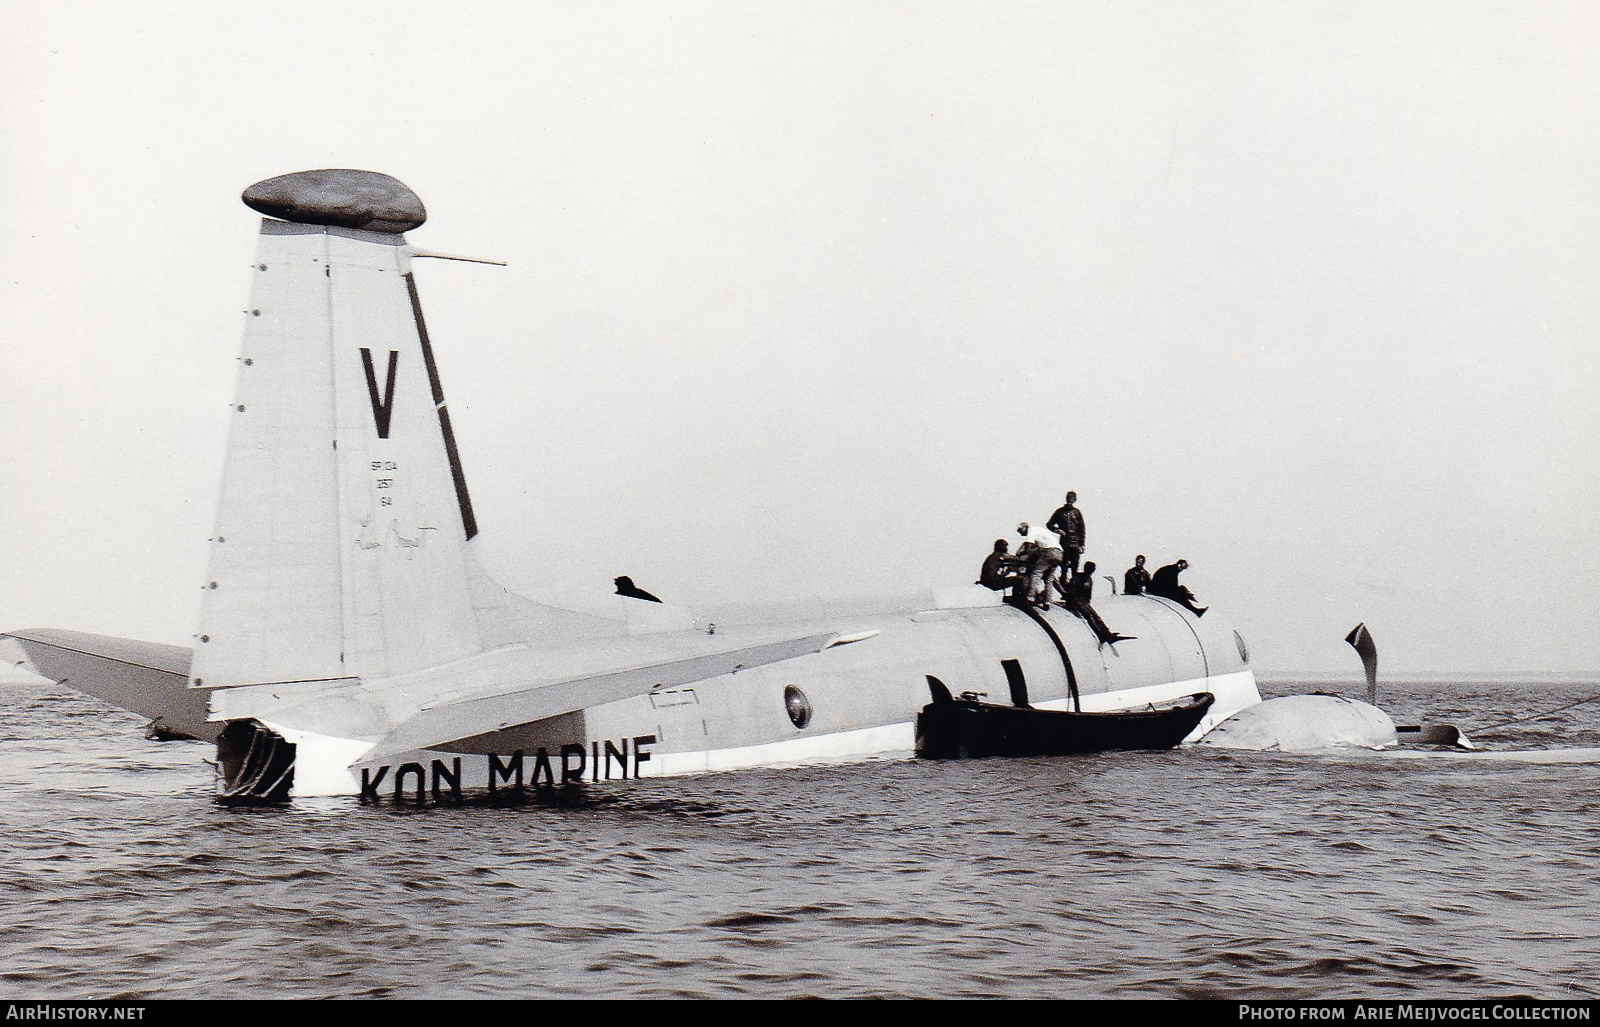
[
  {"xmin": 784, "ymin": 685, "xmax": 812, "ymax": 729},
  {"xmin": 1233, "ymin": 630, "xmax": 1250, "ymax": 663}
]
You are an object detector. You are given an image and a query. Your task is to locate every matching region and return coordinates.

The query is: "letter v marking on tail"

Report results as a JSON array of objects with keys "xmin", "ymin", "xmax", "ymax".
[{"xmin": 360, "ymin": 348, "xmax": 399, "ymax": 439}]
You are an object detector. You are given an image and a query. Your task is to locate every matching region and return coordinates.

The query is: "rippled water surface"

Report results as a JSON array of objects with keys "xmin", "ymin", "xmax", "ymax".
[{"xmin": 1, "ymin": 679, "xmax": 1596, "ymax": 999}]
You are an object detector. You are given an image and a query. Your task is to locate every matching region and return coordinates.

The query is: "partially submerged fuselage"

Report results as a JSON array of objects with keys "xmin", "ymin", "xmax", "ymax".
[
  {"xmin": 329, "ymin": 588, "xmax": 1257, "ymax": 799},
  {"xmin": 6, "ymin": 169, "xmax": 1263, "ymax": 803}
]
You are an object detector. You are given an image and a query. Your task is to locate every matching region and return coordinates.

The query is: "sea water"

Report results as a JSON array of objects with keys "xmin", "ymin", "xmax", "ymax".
[{"xmin": 0, "ymin": 679, "xmax": 1595, "ymax": 1000}]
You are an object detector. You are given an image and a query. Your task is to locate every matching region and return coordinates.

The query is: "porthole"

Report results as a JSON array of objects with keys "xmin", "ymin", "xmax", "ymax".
[
  {"xmin": 783, "ymin": 685, "xmax": 812, "ymax": 729},
  {"xmin": 1233, "ymin": 630, "xmax": 1250, "ymax": 663}
]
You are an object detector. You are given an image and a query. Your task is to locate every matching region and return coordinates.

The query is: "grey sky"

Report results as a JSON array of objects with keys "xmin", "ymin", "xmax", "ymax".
[{"xmin": 3, "ymin": 1, "xmax": 1597, "ymax": 676}]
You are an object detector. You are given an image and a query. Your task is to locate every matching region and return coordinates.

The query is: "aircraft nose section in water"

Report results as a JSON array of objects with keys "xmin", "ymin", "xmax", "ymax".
[{"xmin": 1194, "ymin": 694, "xmax": 1399, "ymax": 752}]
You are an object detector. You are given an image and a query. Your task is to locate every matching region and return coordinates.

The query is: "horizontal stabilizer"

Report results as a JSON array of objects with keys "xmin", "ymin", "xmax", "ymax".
[
  {"xmin": 366, "ymin": 631, "xmax": 842, "ymax": 762},
  {"xmin": 3, "ymin": 628, "xmax": 217, "ymax": 742}
]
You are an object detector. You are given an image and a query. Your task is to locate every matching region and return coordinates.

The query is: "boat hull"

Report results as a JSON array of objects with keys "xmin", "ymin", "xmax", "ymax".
[{"xmin": 915, "ymin": 692, "xmax": 1215, "ymax": 759}]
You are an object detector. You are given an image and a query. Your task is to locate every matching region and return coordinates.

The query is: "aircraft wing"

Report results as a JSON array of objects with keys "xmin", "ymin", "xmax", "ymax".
[
  {"xmin": 3, "ymin": 628, "xmax": 218, "ymax": 742},
  {"xmin": 365, "ymin": 630, "xmax": 860, "ymax": 762}
]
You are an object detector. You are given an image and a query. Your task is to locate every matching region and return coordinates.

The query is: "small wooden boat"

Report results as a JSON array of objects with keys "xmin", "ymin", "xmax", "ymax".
[{"xmin": 914, "ymin": 676, "xmax": 1215, "ymax": 759}]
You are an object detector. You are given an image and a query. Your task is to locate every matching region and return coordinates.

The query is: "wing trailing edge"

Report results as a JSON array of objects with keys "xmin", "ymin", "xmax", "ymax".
[
  {"xmin": 365, "ymin": 631, "xmax": 847, "ymax": 762},
  {"xmin": 3, "ymin": 628, "xmax": 217, "ymax": 742}
]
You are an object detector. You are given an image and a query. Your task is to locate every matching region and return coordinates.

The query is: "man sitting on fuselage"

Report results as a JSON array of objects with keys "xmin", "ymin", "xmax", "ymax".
[
  {"xmin": 1123, "ymin": 555, "xmax": 1151, "ymax": 596},
  {"xmin": 1064, "ymin": 561, "xmax": 1133, "ymax": 647},
  {"xmin": 978, "ymin": 539, "xmax": 1027, "ymax": 600},
  {"xmin": 1148, "ymin": 560, "xmax": 1206, "ymax": 617}
]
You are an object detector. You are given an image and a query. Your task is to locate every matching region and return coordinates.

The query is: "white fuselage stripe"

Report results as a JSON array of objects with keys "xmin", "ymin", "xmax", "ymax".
[{"xmin": 287, "ymin": 669, "xmax": 1259, "ymax": 794}]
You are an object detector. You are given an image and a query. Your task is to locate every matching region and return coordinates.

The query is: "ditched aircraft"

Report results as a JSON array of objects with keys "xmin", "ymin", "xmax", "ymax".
[{"xmin": 5, "ymin": 169, "xmax": 1264, "ymax": 803}]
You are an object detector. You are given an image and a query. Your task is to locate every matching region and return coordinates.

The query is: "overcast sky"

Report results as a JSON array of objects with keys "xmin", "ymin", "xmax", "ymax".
[{"xmin": 3, "ymin": 1, "xmax": 1597, "ymax": 677}]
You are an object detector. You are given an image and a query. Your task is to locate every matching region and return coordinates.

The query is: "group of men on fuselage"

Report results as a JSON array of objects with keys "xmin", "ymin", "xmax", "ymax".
[
  {"xmin": 1122, "ymin": 555, "xmax": 1206, "ymax": 618},
  {"xmin": 977, "ymin": 491, "xmax": 1206, "ymax": 647}
]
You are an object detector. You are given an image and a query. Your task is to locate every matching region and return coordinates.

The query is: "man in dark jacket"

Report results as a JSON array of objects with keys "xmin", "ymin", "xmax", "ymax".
[
  {"xmin": 978, "ymin": 539, "xmax": 1026, "ymax": 600},
  {"xmin": 1148, "ymin": 560, "xmax": 1206, "ymax": 617},
  {"xmin": 1063, "ymin": 561, "xmax": 1132, "ymax": 646},
  {"xmin": 1046, "ymin": 491, "xmax": 1086, "ymax": 576},
  {"xmin": 1123, "ymin": 555, "xmax": 1151, "ymax": 596}
]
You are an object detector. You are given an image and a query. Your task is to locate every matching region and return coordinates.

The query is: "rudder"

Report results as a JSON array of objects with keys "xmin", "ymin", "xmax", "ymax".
[{"xmin": 191, "ymin": 180, "xmax": 488, "ymax": 691}]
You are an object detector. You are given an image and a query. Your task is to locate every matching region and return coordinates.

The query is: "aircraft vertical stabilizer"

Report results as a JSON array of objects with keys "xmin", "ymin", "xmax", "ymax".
[{"xmin": 193, "ymin": 174, "xmax": 496, "ymax": 692}]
